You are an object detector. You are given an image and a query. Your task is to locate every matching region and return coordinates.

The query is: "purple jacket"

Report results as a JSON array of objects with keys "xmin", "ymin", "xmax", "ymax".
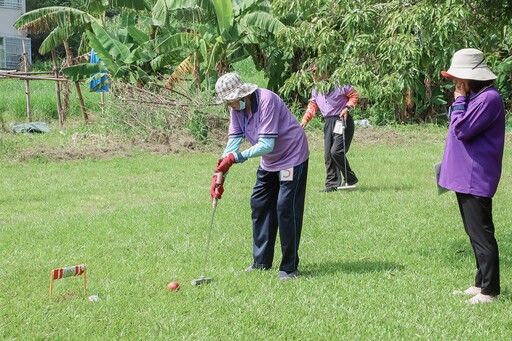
[{"xmin": 439, "ymin": 86, "xmax": 505, "ymax": 197}]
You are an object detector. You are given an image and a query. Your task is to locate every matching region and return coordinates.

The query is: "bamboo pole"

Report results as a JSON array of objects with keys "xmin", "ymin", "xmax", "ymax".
[
  {"xmin": 0, "ymin": 70, "xmax": 53, "ymax": 75},
  {"xmin": 51, "ymin": 49, "xmax": 64, "ymax": 128},
  {"xmin": 0, "ymin": 73, "xmax": 68, "ymax": 81},
  {"xmin": 21, "ymin": 40, "xmax": 32, "ymax": 122}
]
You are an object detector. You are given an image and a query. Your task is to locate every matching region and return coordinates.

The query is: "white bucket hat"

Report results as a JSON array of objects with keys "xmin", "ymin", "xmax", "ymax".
[
  {"xmin": 441, "ymin": 48, "xmax": 497, "ymax": 81},
  {"xmin": 215, "ymin": 72, "xmax": 258, "ymax": 104}
]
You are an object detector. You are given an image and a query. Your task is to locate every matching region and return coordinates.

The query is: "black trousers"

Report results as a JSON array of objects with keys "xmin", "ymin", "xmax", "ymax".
[
  {"xmin": 250, "ymin": 159, "xmax": 308, "ymax": 273},
  {"xmin": 323, "ymin": 116, "xmax": 358, "ymax": 188},
  {"xmin": 456, "ymin": 192, "xmax": 500, "ymax": 296}
]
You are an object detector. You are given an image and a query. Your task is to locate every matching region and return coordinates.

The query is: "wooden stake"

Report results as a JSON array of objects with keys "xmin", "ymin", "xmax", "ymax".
[
  {"xmin": 101, "ymin": 92, "xmax": 105, "ymax": 114},
  {"xmin": 83, "ymin": 269, "xmax": 87, "ymax": 296},
  {"xmin": 21, "ymin": 40, "xmax": 32, "ymax": 122},
  {"xmin": 51, "ymin": 49, "xmax": 64, "ymax": 128},
  {"xmin": 49, "ymin": 271, "xmax": 53, "ymax": 299}
]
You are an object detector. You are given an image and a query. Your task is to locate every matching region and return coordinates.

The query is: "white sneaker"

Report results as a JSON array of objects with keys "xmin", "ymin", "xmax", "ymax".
[
  {"xmin": 452, "ymin": 286, "xmax": 481, "ymax": 295},
  {"xmin": 279, "ymin": 270, "xmax": 300, "ymax": 281},
  {"xmin": 466, "ymin": 293, "xmax": 495, "ymax": 305}
]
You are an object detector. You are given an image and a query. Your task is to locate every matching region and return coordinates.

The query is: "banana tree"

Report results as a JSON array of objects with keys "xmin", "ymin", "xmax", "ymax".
[
  {"xmin": 14, "ymin": 0, "xmax": 149, "ymax": 123},
  {"xmin": 61, "ymin": 11, "xmax": 198, "ymax": 89},
  {"xmin": 155, "ymin": 0, "xmax": 285, "ymax": 91}
]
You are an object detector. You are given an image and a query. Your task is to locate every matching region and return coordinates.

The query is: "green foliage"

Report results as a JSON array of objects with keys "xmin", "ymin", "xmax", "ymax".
[
  {"xmin": 19, "ymin": 0, "xmax": 512, "ymax": 126},
  {"xmin": 187, "ymin": 109, "xmax": 209, "ymax": 142},
  {"xmin": 19, "ymin": 0, "xmax": 284, "ymax": 95},
  {"xmin": 273, "ymin": 0, "xmax": 512, "ymax": 124},
  {"xmin": 212, "ymin": 0, "xmax": 233, "ymax": 35},
  {"xmin": 61, "ymin": 62, "xmax": 104, "ymax": 81}
]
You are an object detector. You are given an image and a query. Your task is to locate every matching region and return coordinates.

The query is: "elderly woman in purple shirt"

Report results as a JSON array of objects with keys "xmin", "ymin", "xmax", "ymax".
[
  {"xmin": 439, "ymin": 48, "xmax": 505, "ymax": 304},
  {"xmin": 210, "ymin": 73, "xmax": 309, "ymax": 281},
  {"xmin": 301, "ymin": 66, "xmax": 360, "ymax": 192}
]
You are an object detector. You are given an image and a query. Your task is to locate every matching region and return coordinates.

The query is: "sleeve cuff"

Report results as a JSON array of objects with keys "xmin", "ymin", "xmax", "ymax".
[{"xmin": 234, "ymin": 151, "xmax": 247, "ymax": 163}]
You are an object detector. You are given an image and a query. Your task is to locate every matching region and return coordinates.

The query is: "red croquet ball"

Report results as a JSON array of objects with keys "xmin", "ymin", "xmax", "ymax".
[{"xmin": 167, "ymin": 281, "xmax": 180, "ymax": 291}]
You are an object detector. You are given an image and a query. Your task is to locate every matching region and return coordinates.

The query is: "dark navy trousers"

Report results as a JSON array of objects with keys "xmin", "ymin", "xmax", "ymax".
[
  {"xmin": 456, "ymin": 192, "xmax": 500, "ymax": 296},
  {"xmin": 250, "ymin": 159, "xmax": 308, "ymax": 273}
]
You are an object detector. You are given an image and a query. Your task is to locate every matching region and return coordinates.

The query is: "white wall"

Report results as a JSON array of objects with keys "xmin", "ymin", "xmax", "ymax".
[
  {"xmin": 0, "ymin": 1, "xmax": 30, "ymax": 69},
  {"xmin": 0, "ymin": 1, "xmax": 26, "ymax": 37}
]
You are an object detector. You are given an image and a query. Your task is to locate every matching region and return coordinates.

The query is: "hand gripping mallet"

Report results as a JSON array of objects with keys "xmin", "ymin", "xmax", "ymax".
[
  {"xmin": 337, "ymin": 118, "xmax": 356, "ymax": 190},
  {"xmin": 191, "ymin": 171, "xmax": 223, "ymax": 286}
]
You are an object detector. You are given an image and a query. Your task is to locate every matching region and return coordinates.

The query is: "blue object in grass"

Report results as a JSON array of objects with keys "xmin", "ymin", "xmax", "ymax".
[{"xmin": 89, "ymin": 49, "xmax": 110, "ymax": 93}]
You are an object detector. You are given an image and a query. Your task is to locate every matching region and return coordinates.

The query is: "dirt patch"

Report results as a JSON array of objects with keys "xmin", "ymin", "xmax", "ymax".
[
  {"xmin": 12, "ymin": 123, "xmax": 507, "ymax": 163},
  {"xmin": 306, "ymin": 126, "xmax": 447, "ymax": 150},
  {"xmin": 354, "ymin": 127, "xmax": 446, "ymax": 146},
  {"xmin": 355, "ymin": 128, "xmax": 407, "ymax": 145},
  {"xmin": 10, "ymin": 126, "xmax": 445, "ymax": 162},
  {"xmin": 14, "ymin": 133, "xmax": 204, "ymax": 162}
]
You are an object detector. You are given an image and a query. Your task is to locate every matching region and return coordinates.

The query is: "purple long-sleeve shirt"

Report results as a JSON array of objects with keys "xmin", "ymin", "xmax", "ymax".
[{"xmin": 439, "ymin": 86, "xmax": 505, "ymax": 197}]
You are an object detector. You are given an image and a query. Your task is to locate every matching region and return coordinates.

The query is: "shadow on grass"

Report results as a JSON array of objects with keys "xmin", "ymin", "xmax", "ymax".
[{"xmin": 303, "ymin": 260, "xmax": 404, "ymax": 276}]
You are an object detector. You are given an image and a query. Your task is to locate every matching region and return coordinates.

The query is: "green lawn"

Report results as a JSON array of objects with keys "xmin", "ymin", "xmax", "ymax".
[{"xmin": 1, "ymin": 126, "xmax": 512, "ymax": 339}]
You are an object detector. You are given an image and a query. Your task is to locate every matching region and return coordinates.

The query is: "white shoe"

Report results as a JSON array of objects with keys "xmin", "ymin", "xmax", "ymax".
[
  {"xmin": 466, "ymin": 293, "xmax": 495, "ymax": 305},
  {"xmin": 279, "ymin": 270, "xmax": 300, "ymax": 281},
  {"xmin": 452, "ymin": 286, "xmax": 481, "ymax": 295}
]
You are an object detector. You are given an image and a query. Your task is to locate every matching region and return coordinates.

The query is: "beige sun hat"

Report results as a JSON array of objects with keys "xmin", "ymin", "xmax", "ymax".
[
  {"xmin": 441, "ymin": 48, "xmax": 497, "ymax": 81},
  {"xmin": 215, "ymin": 72, "xmax": 258, "ymax": 104}
]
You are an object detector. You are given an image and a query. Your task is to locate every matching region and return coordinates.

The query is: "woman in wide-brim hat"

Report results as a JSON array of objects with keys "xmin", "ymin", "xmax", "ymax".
[
  {"xmin": 210, "ymin": 72, "xmax": 310, "ymax": 281},
  {"xmin": 438, "ymin": 48, "xmax": 505, "ymax": 304}
]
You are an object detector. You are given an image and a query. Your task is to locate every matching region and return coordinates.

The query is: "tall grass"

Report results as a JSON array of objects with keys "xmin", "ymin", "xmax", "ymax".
[
  {"xmin": 0, "ymin": 78, "xmax": 103, "ymax": 125},
  {"xmin": 1, "ymin": 126, "xmax": 512, "ymax": 339},
  {"xmin": 0, "ymin": 58, "xmax": 264, "ymax": 146},
  {"xmin": 234, "ymin": 57, "xmax": 268, "ymax": 88}
]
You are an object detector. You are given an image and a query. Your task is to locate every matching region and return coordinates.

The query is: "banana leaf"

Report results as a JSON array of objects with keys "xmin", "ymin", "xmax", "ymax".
[{"xmin": 61, "ymin": 62, "xmax": 104, "ymax": 81}]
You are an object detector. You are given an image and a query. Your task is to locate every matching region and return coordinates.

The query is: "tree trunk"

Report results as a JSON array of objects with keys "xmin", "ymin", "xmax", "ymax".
[
  {"xmin": 74, "ymin": 82, "xmax": 88, "ymax": 123},
  {"xmin": 402, "ymin": 89, "xmax": 414, "ymax": 122},
  {"xmin": 64, "ymin": 40, "xmax": 88, "ymax": 123}
]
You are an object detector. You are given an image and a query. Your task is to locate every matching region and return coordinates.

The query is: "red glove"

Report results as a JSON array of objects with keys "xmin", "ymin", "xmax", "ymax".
[
  {"xmin": 214, "ymin": 153, "xmax": 236, "ymax": 174},
  {"xmin": 210, "ymin": 174, "xmax": 225, "ymax": 200}
]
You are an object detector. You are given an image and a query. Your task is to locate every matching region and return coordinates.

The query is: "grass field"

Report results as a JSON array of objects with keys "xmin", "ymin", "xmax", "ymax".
[
  {"xmin": 0, "ymin": 78, "xmax": 102, "ymax": 125},
  {"xmin": 1, "ymin": 124, "xmax": 512, "ymax": 339}
]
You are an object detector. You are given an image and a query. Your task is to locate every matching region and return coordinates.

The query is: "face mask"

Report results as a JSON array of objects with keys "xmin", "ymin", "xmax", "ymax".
[{"xmin": 239, "ymin": 99, "xmax": 246, "ymax": 111}]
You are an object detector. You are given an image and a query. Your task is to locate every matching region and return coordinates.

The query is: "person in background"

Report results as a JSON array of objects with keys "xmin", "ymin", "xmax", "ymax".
[
  {"xmin": 211, "ymin": 72, "xmax": 309, "ymax": 281},
  {"xmin": 300, "ymin": 65, "xmax": 359, "ymax": 192},
  {"xmin": 440, "ymin": 48, "xmax": 505, "ymax": 304}
]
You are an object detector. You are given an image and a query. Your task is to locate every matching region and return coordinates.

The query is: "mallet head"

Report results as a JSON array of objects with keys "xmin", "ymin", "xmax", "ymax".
[{"xmin": 191, "ymin": 276, "xmax": 213, "ymax": 286}]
